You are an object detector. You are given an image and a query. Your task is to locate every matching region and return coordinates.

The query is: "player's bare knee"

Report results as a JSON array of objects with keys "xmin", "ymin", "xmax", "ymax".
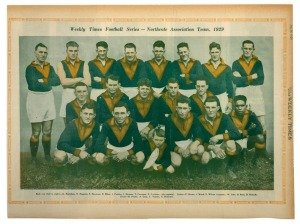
[
  {"xmin": 42, "ymin": 134, "xmax": 51, "ymax": 141},
  {"xmin": 171, "ymin": 152, "xmax": 182, "ymax": 167},
  {"xmin": 136, "ymin": 151, "xmax": 145, "ymax": 164},
  {"xmin": 166, "ymin": 165, "xmax": 175, "ymax": 174},
  {"xmin": 201, "ymin": 151, "xmax": 210, "ymax": 165},
  {"xmin": 225, "ymin": 140, "xmax": 236, "ymax": 149},
  {"xmin": 53, "ymin": 150, "xmax": 67, "ymax": 165},
  {"xmin": 31, "ymin": 129, "xmax": 41, "ymax": 140},
  {"xmin": 256, "ymin": 134, "xmax": 265, "ymax": 144},
  {"xmin": 31, "ymin": 125, "xmax": 41, "ymax": 138},
  {"xmin": 42, "ymin": 122, "xmax": 52, "ymax": 136},
  {"xmin": 93, "ymin": 153, "xmax": 109, "ymax": 165},
  {"xmin": 30, "ymin": 135, "xmax": 40, "ymax": 142},
  {"xmin": 197, "ymin": 145, "xmax": 205, "ymax": 156}
]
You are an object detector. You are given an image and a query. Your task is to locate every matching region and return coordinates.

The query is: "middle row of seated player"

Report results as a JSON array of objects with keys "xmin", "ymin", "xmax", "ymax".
[{"xmin": 56, "ymin": 93, "xmax": 265, "ymax": 178}]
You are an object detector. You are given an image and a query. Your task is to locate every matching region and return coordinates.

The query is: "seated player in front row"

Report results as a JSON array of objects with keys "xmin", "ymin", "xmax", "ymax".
[
  {"xmin": 230, "ymin": 95, "xmax": 266, "ymax": 167},
  {"xmin": 92, "ymin": 102, "xmax": 145, "ymax": 166},
  {"xmin": 66, "ymin": 82, "xmax": 98, "ymax": 125},
  {"xmin": 196, "ymin": 96, "xmax": 241, "ymax": 179},
  {"xmin": 54, "ymin": 103, "xmax": 100, "ymax": 166},
  {"xmin": 143, "ymin": 128, "xmax": 174, "ymax": 174},
  {"xmin": 165, "ymin": 95, "xmax": 203, "ymax": 170}
]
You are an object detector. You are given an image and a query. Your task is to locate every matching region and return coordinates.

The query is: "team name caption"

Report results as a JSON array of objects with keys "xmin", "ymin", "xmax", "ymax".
[{"xmin": 70, "ymin": 26, "xmax": 224, "ymax": 32}]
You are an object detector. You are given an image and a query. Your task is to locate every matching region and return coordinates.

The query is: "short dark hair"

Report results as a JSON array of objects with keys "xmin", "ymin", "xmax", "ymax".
[
  {"xmin": 124, "ymin": 43, "xmax": 136, "ymax": 51},
  {"xmin": 204, "ymin": 96, "xmax": 220, "ymax": 107},
  {"xmin": 106, "ymin": 74, "xmax": 120, "ymax": 83},
  {"xmin": 35, "ymin": 43, "xmax": 47, "ymax": 51},
  {"xmin": 114, "ymin": 101, "xmax": 129, "ymax": 112},
  {"xmin": 152, "ymin": 128, "xmax": 165, "ymax": 138},
  {"xmin": 66, "ymin": 41, "xmax": 79, "ymax": 48},
  {"xmin": 234, "ymin": 95, "xmax": 247, "ymax": 104},
  {"xmin": 153, "ymin": 40, "xmax": 165, "ymax": 49},
  {"xmin": 167, "ymin": 77, "xmax": 179, "ymax": 85},
  {"xmin": 195, "ymin": 76, "xmax": 208, "ymax": 85},
  {"xmin": 242, "ymin": 40, "xmax": 255, "ymax": 49},
  {"xmin": 96, "ymin": 41, "xmax": 108, "ymax": 49},
  {"xmin": 137, "ymin": 77, "xmax": 152, "ymax": 87},
  {"xmin": 209, "ymin": 42, "xmax": 221, "ymax": 51},
  {"xmin": 177, "ymin": 42, "xmax": 189, "ymax": 50},
  {"xmin": 74, "ymin": 81, "xmax": 88, "ymax": 89},
  {"xmin": 176, "ymin": 95, "xmax": 191, "ymax": 106},
  {"xmin": 81, "ymin": 102, "xmax": 96, "ymax": 113}
]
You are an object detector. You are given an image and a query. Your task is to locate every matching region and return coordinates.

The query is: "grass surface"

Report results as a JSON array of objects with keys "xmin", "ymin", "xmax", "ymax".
[{"xmin": 21, "ymin": 151, "xmax": 274, "ymax": 190}]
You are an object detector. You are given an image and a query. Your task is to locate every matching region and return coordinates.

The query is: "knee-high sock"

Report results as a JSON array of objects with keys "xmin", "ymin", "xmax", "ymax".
[
  {"xmin": 42, "ymin": 135, "xmax": 51, "ymax": 156},
  {"xmin": 254, "ymin": 142, "xmax": 266, "ymax": 158},
  {"xmin": 263, "ymin": 130, "xmax": 267, "ymax": 142},
  {"xmin": 30, "ymin": 137, "xmax": 39, "ymax": 158}
]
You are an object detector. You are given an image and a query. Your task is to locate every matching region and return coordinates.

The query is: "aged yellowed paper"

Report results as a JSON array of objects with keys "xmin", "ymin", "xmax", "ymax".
[{"xmin": 7, "ymin": 5, "xmax": 293, "ymax": 218}]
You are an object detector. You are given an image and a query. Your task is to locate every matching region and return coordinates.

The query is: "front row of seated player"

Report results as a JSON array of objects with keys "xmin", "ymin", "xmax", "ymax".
[
  {"xmin": 54, "ymin": 101, "xmax": 174, "ymax": 174},
  {"xmin": 54, "ymin": 94, "xmax": 268, "ymax": 178}
]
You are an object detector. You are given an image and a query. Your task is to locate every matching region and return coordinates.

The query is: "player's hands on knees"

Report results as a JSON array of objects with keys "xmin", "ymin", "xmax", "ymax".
[
  {"xmin": 69, "ymin": 155, "xmax": 80, "ymax": 164},
  {"xmin": 213, "ymin": 147, "xmax": 226, "ymax": 159},
  {"xmin": 92, "ymin": 152, "xmax": 98, "ymax": 157},
  {"xmin": 209, "ymin": 135, "xmax": 221, "ymax": 145},
  {"xmin": 111, "ymin": 150, "xmax": 118, "ymax": 161},
  {"xmin": 189, "ymin": 141, "xmax": 200, "ymax": 154},
  {"xmin": 179, "ymin": 148, "xmax": 190, "ymax": 158},
  {"xmin": 116, "ymin": 151, "xmax": 129, "ymax": 162},
  {"xmin": 79, "ymin": 150, "xmax": 90, "ymax": 160}
]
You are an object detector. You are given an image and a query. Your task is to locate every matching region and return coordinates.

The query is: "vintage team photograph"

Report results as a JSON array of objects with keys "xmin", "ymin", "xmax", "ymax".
[{"xmin": 19, "ymin": 35, "xmax": 274, "ymax": 190}]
